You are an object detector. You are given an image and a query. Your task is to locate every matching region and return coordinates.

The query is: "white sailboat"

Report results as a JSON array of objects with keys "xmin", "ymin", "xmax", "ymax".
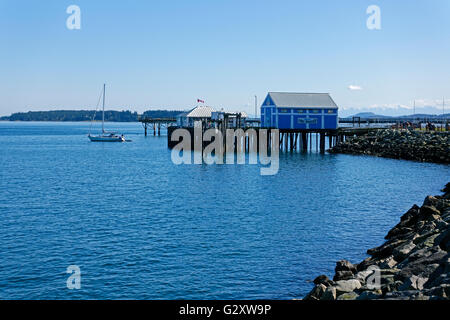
[{"xmin": 88, "ymin": 84, "xmax": 125, "ymax": 142}]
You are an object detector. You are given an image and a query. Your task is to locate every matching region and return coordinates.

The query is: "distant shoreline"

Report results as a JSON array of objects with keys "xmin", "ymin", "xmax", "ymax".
[
  {"xmin": 0, "ymin": 120, "xmax": 141, "ymax": 123},
  {"xmin": 0, "ymin": 110, "xmax": 183, "ymax": 122}
]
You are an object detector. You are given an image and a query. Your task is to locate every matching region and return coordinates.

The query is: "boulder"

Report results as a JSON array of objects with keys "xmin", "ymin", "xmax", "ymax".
[
  {"xmin": 367, "ymin": 239, "xmax": 406, "ymax": 259},
  {"xmin": 384, "ymin": 290, "xmax": 420, "ymax": 300},
  {"xmin": 400, "ymin": 205, "xmax": 420, "ymax": 223},
  {"xmin": 356, "ymin": 257, "xmax": 376, "ymax": 272},
  {"xmin": 397, "ymin": 247, "xmax": 446, "ymax": 279},
  {"xmin": 423, "ymin": 196, "xmax": 440, "ymax": 207},
  {"xmin": 442, "ymin": 183, "xmax": 450, "ymax": 194},
  {"xmin": 420, "ymin": 205, "xmax": 441, "ymax": 219},
  {"xmin": 392, "ymin": 241, "xmax": 416, "ymax": 262},
  {"xmin": 379, "ymin": 256, "xmax": 398, "ymax": 269},
  {"xmin": 321, "ymin": 286, "xmax": 337, "ymax": 301},
  {"xmin": 337, "ymin": 292, "xmax": 359, "ymax": 300},
  {"xmin": 333, "ymin": 271, "xmax": 354, "ymax": 281},
  {"xmin": 423, "ymin": 254, "xmax": 450, "ymax": 289},
  {"xmin": 303, "ymin": 284, "xmax": 327, "ymax": 300},
  {"xmin": 313, "ymin": 275, "xmax": 334, "ymax": 287},
  {"xmin": 335, "ymin": 260, "xmax": 357, "ymax": 273},
  {"xmin": 434, "ymin": 228, "xmax": 450, "ymax": 251},
  {"xmin": 357, "ymin": 290, "xmax": 382, "ymax": 300},
  {"xmin": 382, "ymin": 280, "xmax": 404, "ymax": 293},
  {"xmin": 399, "ymin": 275, "xmax": 428, "ymax": 291},
  {"xmin": 413, "ymin": 231, "xmax": 440, "ymax": 247},
  {"xmin": 355, "ymin": 269, "xmax": 374, "ymax": 283},
  {"xmin": 334, "ymin": 279, "xmax": 361, "ymax": 294}
]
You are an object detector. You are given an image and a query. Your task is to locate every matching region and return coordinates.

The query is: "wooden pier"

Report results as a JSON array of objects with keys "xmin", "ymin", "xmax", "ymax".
[
  {"xmin": 139, "ymin": 115, "xmax": 388, "ymax": 153},
  {"xmin": 166, "ymin": 126, "xmax": 385, "ymax": 153},
  {"xmin": 139, "ymin": 117, "xmax": 177, "ymax": 136}
]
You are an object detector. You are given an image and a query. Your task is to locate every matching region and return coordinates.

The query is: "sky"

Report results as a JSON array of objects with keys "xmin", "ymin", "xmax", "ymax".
[{"xmin": 1, "ymin": 0, "xmax": 450, "ymax": 117}]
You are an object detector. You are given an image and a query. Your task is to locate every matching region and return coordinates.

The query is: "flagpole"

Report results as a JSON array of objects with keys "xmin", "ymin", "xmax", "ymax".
[{"xmin": 255, "ymin": 95, "xmax": 257, "ymax": 118}]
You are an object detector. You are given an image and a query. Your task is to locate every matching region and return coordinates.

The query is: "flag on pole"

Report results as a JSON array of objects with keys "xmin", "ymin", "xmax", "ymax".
[{"xmin": 197, "ymin": 99, "xmax": 205, "ymax": 104}]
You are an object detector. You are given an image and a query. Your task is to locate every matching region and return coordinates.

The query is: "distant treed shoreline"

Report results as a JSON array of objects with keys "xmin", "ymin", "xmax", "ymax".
[{"xmin": 0, "ymin": 110, "xmax": 184, "ymax": 122}]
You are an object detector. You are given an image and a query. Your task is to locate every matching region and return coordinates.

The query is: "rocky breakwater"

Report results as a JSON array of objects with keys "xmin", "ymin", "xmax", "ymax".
[
  {"xmin": 329, "ymin": 129, "xmax": 450, "ymax": 164},
  {"xmin": 304, "ymin": 183, "xmax": 450, "ymax": 300}
]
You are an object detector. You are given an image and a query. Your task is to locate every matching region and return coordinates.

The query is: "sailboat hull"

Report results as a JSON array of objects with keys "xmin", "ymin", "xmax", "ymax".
[{"xmin": 88, "ymin": 134, "xmax": 125, "ymax": 142}]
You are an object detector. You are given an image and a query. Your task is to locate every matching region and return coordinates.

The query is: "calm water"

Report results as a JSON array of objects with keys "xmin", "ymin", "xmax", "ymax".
[{"xmin": 0, "ymin": 122, "xmax": 448, "ymax": 300}]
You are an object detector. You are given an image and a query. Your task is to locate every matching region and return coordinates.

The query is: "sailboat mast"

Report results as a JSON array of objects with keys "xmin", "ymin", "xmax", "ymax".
[{"xmin": 102, "ymin": 84, "xmax": 105, "ymax": 133}]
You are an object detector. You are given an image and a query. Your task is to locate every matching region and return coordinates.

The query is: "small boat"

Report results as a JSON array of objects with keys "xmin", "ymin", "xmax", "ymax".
[
  {"xmin": 88, "ymin": 84, "xmax": 126, "ymax": 142},
  {"xmin": 88, "ymin": 133, "xmax": 125, "ymax": 142}
]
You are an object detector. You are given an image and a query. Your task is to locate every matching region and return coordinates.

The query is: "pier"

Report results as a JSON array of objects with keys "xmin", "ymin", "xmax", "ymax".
[
  {"xmin": 139, "ymin": 116, "xmax": 389, "ymax": 153},
  {"xmin": 166, "ymin": 126, "xmax": 380, "ymax": 153},
  {"xmin": 139, "ymin": 117, "xmax": 177, "ymax": 136}
]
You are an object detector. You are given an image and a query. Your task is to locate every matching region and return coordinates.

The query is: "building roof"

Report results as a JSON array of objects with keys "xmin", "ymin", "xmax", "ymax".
[
  {"xmin": 267, "ymin": 92, "xmax": 338, "ymax": 109},
  {"xmin": 179, "ymin": 106, "xmax": 249, "ymax": 119},
  {"xmin": 179, "ymin": 106, "xmax": 215, "ymax": 118}
]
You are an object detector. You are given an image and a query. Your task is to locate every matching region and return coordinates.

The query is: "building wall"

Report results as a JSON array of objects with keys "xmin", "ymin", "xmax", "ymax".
[{"xmin": 261, "ymin": 106, "xmax": 338, "ymax": 129}]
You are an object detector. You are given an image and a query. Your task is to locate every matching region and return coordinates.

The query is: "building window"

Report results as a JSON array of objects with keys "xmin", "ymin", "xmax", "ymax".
[
  {"xmin": 296, "ymin": 109, "xmax": 305, "ymax": 113},
  {"xmin": 327, "ymin": 109, "xmax": 336, "ymax": 114},
  {"xmin": 280, "ymin": 109, "xmax": 289, "ymax": 113},
  {"xmin": 311, "ymin": 109, "xmax": 320, "ymax": 113}
]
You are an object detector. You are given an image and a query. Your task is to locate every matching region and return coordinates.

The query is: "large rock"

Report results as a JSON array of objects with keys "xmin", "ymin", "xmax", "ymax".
[
  {"xmin": 355, "ymin": 269, "xmax": 374, "ymax": 283},
  {"xmin": 303, "ymin": 284, "xmax": 327, "ymax": 300},
  {"xmin": 420, "ymin": 205, "xmax": 441, "ymax": 220},
  {"xmin": 333, "ymin": 271, "xmax": 354, "ymax": 281},
  {"xmin": 397, "ymin": 247, "xmax": 447, "ymax": 279},
  {"xmin": 434, "ymin": 228, "xmax": 450, "ymax": 251},
  {"xmin": 321, "ymin": 286, "xmax": 337, "ymax": 301},
  {"xmin": 423, "ymin": 196, "xmax": 440, "ymax": 208},
  {"xmin": 337, "ymin": 292, "xmax": 359, "ymax": 300},
  {"xmin": 379, "ymin": 256, "xmax": 398, "ymax": 269},
  {"xmin": 423, "ymin": 254, "xmax": 450, "ymax": 289},
  {"xmin": 334, "ymin": 279, "xmax": 361, "ymax": 294},
  {"xmin": 356, "ymin": 257, "xmax": 377, "ymax": 272},
  {"xmin": 313, "ymin": 275, "xmax": 334, "ymax": 287},
  {"xmin": 399, "ymin": 275, "xmax": 428, "ymax": 291},
  {"xmin": 335, "ymin": 260, "xmax": 357, "ymax": 273},
  {"xmin": 367, "ymin": 239, "xmax": 407, "ymax": 259},
  {"xmin": 393, "ymin": 241, "xmax": 416, "ymax": 262},
  {"xmin": 357, "ymin": 290, "xmax": 382, "ymax": 300},
  {"xmin": 384, "ymin": 290, "xmax": 421, "ymax": 300}
]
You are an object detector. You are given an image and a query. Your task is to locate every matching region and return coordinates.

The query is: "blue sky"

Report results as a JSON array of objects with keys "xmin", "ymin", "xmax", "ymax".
[{"xmin": 1, "ymin": 0, "xmax": 449, "ymax": 117}]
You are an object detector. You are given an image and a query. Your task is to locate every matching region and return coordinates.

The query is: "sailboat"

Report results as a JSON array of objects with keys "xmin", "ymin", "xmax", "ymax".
[{"xmin": 88, "ymin": 84, "xmax": 126, "ymax": 142}]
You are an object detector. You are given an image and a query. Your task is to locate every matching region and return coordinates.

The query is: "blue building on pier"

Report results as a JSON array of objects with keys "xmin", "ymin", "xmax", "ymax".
[{"xmin": 260, "ymin": 92, "xmax": 338, "ymax": 130}]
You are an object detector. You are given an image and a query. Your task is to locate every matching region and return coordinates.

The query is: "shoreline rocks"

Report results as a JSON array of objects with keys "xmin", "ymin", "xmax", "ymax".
[
  {"xmin": 329, "ymin": 129, "xmax": 450, "ymax": 164},
  {"xmin": 304, "ymin": 182, "xmax": 450, "ymax": 300}
]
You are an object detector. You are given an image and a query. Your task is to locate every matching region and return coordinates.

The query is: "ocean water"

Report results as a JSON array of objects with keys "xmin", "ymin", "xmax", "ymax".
[{"xmin": 0, "ymin": 121, "xmax": 448, "ymax": 300}]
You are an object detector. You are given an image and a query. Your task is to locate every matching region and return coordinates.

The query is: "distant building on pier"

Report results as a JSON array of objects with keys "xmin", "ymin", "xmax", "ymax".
[
  {"xmin": 177, "ymin": 106, "xmax": 215, "ymax": 127},
  {"xmin": 177, "ymin": 105, "xmax": 249, "ymax": 128},
  {"xmin": 260, "ymin": 92, "xmax": 338, "ymax": 130}
]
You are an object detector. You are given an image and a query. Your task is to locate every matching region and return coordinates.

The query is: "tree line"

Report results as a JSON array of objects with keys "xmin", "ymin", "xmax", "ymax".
[{"xmin": 0, "ymin": 110, "xmax": 184, "ymax": 122}]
